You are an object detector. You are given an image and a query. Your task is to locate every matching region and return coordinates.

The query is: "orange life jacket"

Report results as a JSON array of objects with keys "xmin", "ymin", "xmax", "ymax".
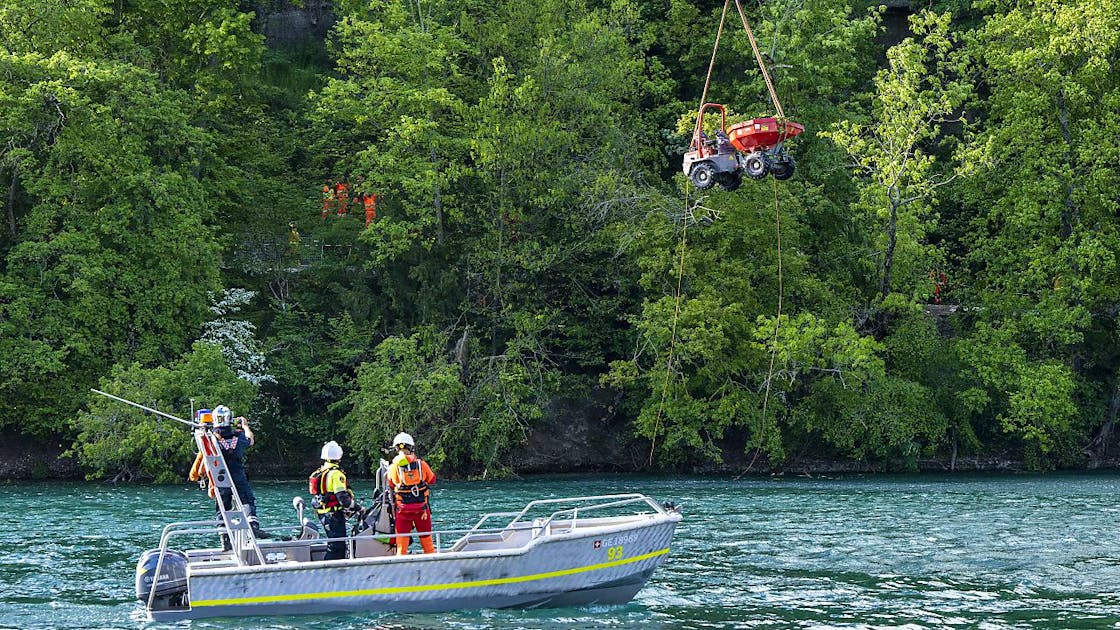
[
  {"xmin": 188, "ymin": 452, "xmax": 217, "ymax": 498},
  {"xmin": 393, "ymin": 459, "xmax": 431, "ymax": 506},
  {"xmin": 335, "ymin": 182, "xmax": 349, "ymax": 216}
]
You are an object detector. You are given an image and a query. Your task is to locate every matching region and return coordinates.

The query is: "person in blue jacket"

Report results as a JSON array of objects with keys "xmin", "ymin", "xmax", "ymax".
[{"xmin": 213, "ymin": 405, "xmax": 270, "ymax": 541}]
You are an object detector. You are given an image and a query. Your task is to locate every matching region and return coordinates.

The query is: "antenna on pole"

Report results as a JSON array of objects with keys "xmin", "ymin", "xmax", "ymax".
[{"xmin": 90, "ymin": 389, "xmax": 200, "ymax": 428}]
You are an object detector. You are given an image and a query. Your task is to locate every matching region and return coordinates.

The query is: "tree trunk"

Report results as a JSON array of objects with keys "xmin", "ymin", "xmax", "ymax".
[
  {"xmin": 430, "ymin": 146, "xmax": 444, "ymax": 246},
  {"xmin": 1088, "ymin": 375, "xmax": 1120, "ymax": 461},
  {"xmin": 950, "ymin": 432, "xmax": 957, "ymax": 472},
  {"xmin": 880, "ymin": 196, "xmax": 899, "ymax": 300},
  {"xmin": 5, "ymin": 166, "xmax": 17, "ymax": 239},
  {"xmin": 453, "ymin": 325, "xmax": 470, "ymax": 379}
]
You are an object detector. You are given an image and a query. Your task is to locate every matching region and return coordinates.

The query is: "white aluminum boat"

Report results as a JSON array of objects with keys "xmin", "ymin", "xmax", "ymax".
[{"xmin": 135, "ymin": 425, "xmax": 682, "ymax": 620}]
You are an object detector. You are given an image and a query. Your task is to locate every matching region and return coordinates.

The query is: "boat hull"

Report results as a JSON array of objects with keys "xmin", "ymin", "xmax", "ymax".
[{"xmin": 151, "ymin": 516, "xmax": 678, "ymax": 620}]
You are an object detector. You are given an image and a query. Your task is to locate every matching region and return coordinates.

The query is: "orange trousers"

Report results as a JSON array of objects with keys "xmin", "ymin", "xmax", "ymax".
[{"xmin": 395, "ymin": 505, "xmax": 434, "ymax": 554}]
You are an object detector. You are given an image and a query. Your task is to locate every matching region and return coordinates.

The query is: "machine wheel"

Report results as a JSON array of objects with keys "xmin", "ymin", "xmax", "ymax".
[
  {"xmin": 689, "ymin": 162, "xmax": 717, "ymax": 190},
  {"xmin": 743, "ymin": 152, "xmax": 770, "ymax": 179},
  {"xmin": 717, "ymin": 172, "xmax": 743, "ymax": 191},
  {"xmin": 771, "ymin": 156, "xmax": 795, "ymax": 181}
]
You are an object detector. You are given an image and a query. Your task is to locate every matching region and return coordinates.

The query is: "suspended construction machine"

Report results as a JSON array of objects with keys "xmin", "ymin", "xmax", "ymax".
[
  {"xmin": 683, "ymin": 104, "xmax": 803, "ymax": 190},
  {"xmin": 682, "ymin": 0, "xmax": 804, "ymax": 191}
]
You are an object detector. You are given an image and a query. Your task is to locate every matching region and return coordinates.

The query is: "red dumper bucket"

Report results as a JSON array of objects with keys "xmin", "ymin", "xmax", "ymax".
[{"xmin": 728, "ymin": 117, "xmax": 804, "ymax": 153}]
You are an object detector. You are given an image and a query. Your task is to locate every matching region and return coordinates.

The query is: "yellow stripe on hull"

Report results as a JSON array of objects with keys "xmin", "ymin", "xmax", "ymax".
[{"xmin": 191, "ymin": 547, "xmax": 670, "ymax": 608}]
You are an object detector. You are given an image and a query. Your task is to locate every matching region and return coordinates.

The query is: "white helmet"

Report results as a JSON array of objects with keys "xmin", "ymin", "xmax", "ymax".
[
  {"xmin": 214, "ymin": 405, "xmax": 232, "ymax": 428},
  {"xmin": 392, "ymin": 432, "xmax": 415, "ymax": 449},
  {"xmin": 321, "ymin": 440, "xmax": 343, "ymax": 460}
]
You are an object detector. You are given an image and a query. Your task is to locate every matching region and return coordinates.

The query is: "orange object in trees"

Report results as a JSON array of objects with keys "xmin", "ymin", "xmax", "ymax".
[
  {"xmin": 363, "ymin": 194, "xmax": 377, "ymax": 227},
  {"xmin": 335, "ymin": 182, "xmax": 349, "ymax": 216},
  {"xmin": 321, "ymin": 184, "xmax": 333, "ymax": 219}
]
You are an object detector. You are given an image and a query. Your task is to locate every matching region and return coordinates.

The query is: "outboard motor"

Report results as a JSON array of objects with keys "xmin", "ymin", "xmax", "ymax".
[{"xmin": 135, "ymin": 549, "xmax": 188, "ymax": 608}]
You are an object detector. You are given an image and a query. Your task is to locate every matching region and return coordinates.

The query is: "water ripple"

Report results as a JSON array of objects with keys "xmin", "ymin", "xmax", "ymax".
[{"xmin": 4, "ymin": 474, "xmax": 1120, "ymax": 628}]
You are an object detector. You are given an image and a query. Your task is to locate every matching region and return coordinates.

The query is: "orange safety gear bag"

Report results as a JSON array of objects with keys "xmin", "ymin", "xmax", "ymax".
[{"xmin": 395, "ymin": 460, "xmax": 430, "ymax": 506}]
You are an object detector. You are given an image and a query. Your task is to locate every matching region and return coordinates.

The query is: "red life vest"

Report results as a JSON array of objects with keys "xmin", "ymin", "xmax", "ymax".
[{"xmin": 309, "ymin": 463, "xmax": 344, "ymax": 512}]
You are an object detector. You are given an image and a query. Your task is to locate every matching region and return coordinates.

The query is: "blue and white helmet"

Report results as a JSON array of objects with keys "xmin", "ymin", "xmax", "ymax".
[{"xmin": 213, "ymin": 405, "xmax": 232, "ymax": 428}]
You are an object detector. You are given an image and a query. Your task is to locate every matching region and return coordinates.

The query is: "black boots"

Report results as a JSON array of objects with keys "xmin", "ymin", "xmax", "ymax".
[{"xmin": 250, "ymin": 517, "xmax": 272, "ymax": 539}]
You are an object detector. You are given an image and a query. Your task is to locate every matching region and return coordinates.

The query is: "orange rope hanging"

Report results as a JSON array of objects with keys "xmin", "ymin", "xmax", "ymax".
[
  {"xmin": 651, "ymin": 0, "xmax": 732, "ymax": 466},
  {"xmin": 647, "ymin": 189, "xmax": 691, "ymax": 467},
  {"xmin": 693, "ymin": 0, "xmax": 731, "ymax": 146},
  {"xmin": 734, "ymin": 0, "xmax": 785, "ymax": 119}
]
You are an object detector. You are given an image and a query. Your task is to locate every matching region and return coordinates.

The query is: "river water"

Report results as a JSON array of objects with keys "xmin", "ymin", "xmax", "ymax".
[{"xmin": 3, "ymin": 473, "xmax": 1120, "ymax": 629}]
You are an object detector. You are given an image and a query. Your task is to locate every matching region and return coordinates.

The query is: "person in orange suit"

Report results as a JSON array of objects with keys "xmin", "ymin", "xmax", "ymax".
[{"xmin": 386, "ymin": 432, "xmax": 437, "ymax": 554}]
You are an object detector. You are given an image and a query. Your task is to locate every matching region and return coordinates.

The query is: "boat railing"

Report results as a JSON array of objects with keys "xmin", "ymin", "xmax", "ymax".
[
  {"xmin": 528, "ymin": 494, "xmax": 667, "ymax": 536},
  {"xmin": 205, "ymin": 522, "xmax": 544, "ymax": 559},
  {"xmin": 251, "ymin": 494, "xmax": 668, "ymax": 559},
  {"xmin": 465, "ymin": 493, "xmax": 668, "ymax": 540}
]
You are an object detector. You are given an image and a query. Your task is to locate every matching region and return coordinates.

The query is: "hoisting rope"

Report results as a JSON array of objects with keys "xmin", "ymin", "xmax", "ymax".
[
  {"xmin": 652, "ymin": 0, "xmax": 786, "ymax": 470},
  {"xmin": 652, "ymin": 0, "xmax": 734, "ymax": 466},
  {"xmin": 653, "ymin": 0, "xmax": 732, "ymax": 467},
  {"xmin": 734, "ymin": 0, "xmax": 788, "ymax": 473},
  {"xmin": 691, "ymin": 0, "xmax": 731, "ymax": 147},
  {"xmin": 734, "ymin": 0, "xmax": 785, "ymax": 120},
  {"xmin": 736, "ymin": 176, "xmax": 783, "ymax": 479},
  {"xmin": 647, "ymin": 187, "xmax": 690, "ymax": 466}
]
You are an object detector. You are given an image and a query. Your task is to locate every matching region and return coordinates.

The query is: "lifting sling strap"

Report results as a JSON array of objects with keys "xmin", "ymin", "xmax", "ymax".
[{"xmin": 693, "ymin": 0, "xmax": 787, "ymax": 146}]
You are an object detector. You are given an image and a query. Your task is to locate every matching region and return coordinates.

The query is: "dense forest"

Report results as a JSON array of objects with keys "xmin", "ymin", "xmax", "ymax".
[{"xmin": 1, "ymin": 0, "xmax": 1117, "ymax": 480}]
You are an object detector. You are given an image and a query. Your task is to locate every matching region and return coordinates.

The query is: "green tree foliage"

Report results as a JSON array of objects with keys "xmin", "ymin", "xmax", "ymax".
[
  {"xmin": 826, "ymin": 11, "xmax": 971, "ymax": 310},
  {"xmin": 341, "ymin": 329, "xmax": 463, "ymax": 469},
  {"xmin": 312, "ymin": 0, "xmax": 671, "ymax": 474},
  {"xmin": 0, "ymin": 52, "xmax": 220, "ymax": 435},
  {"xmin": 955, "ymin": 0, "xmax": 1120, "ymax": 462},
  {"xmin": 6, "ymin": 0, "xmax": 1120, "ymax": 479},
  {"xmin": 0, "ymin": 0, "xmax": 268, "ymax": 445},
  {"xmin": 605, "ymin": 0, "xmax": 904, "ymax": 467},
  {"xmin": 0, "ymin": 0, "xmax": 107, "ymax": 56}
]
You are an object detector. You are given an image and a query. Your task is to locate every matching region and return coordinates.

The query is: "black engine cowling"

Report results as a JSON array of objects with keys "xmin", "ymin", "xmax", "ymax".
[{"xmin": 135, "ymin": 548, "xmax": 188, "ymax": 601}]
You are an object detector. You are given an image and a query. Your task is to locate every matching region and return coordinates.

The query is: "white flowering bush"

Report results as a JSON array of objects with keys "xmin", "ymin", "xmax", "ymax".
[{"xmin": 201, "ymin": 289, "xmax": 276, "ymax": 385}]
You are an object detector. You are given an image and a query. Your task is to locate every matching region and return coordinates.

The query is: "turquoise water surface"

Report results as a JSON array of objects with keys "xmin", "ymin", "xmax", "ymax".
[{"xmin": 3, "ymin": 474, "xmax": 1120, "ymax": 628}]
